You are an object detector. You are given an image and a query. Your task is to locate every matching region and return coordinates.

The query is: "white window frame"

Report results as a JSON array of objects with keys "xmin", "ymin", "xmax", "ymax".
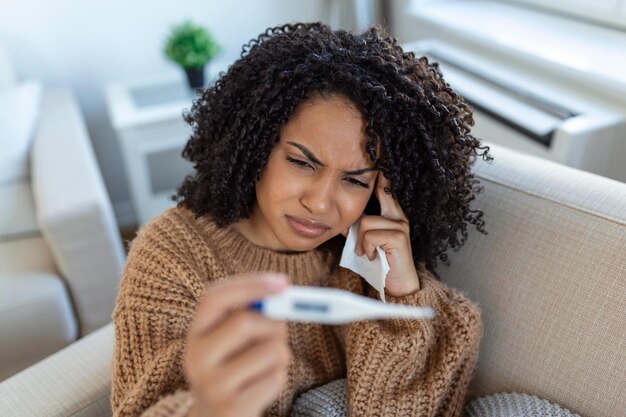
[{"xmin": 491, "ymin": 0, "xmax": 626, "ymax": 30}]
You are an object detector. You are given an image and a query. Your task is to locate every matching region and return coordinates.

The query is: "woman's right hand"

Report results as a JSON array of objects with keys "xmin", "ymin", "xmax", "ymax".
[{"xmin": 184, "ymin": 273, "xmax": 291, "ymax": 417}]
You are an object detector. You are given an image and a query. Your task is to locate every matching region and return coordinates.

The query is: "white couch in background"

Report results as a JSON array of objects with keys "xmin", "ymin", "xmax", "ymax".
[
  {"xmin": 0, "ymin": 144, "xmax": 624, "ymax": 417},
  {"xmin": 0, "ymin": 42, "xmax": 126, "ymax": 380}
]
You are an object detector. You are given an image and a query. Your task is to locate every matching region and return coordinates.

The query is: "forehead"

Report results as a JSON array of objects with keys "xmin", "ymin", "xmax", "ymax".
[{"xmin": 278, "ymin": 95, "xmax": 370, "ymax": 160}]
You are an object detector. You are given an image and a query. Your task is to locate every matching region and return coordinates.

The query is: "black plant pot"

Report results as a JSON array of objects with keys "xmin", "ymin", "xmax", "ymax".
[{"xmin": 184, "ymin": 66, "xmax": 205, "ymax": 90}]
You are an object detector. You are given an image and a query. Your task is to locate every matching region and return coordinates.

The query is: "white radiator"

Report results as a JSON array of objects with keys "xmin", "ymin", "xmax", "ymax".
[{"xmin": 403, "ymin": 39, "xmax": 626, "ymax": 182}]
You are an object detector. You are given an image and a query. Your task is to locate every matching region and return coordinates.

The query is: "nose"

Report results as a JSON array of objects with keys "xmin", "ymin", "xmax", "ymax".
[{"xmin": 300, "ymin": 176, "xmax": 334, "ymax": 215}]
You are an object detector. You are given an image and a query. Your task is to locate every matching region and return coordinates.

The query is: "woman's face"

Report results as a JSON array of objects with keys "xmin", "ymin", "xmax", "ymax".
[{"xmin": 242, "ymin": 94, "xmax": 378, "ymax": 252}]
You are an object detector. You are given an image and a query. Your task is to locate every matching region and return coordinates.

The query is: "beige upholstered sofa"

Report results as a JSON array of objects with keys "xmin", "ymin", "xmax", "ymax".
[
  {"xmin": 0, "ymin": 42, "xmax": 126, "ymax": 380},
  {"xmin": 0, "ymin": 144, "xmax": 624, "ymax": 417}
]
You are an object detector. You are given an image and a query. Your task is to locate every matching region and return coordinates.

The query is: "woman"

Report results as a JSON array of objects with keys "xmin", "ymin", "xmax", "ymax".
[{"xmin": 111, "ymin": 22, "xmax": 492, "ymax": 417}]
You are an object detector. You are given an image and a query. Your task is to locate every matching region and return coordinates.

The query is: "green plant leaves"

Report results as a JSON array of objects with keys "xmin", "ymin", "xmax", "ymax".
[{"xmin": 164, "ymin": 20, "xmax": 221, "ymax": 69}]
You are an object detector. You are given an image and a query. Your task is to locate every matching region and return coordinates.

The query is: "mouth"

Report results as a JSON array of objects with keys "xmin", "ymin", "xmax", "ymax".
[{"xmin": 286, "ymin": 215, "xmax": 331, "ymax": 238}]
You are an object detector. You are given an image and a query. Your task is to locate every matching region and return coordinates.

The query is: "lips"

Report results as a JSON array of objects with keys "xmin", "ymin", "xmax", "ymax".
[{"xmin": 286, "ymin": 215, "xmax": 330, "ymax": 238}]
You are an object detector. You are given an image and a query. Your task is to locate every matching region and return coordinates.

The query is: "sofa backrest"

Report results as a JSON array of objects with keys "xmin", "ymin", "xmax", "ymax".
[
  {"xmin": 0, "ymin": 71, "xmax": 43, "ymax": 241},
  {"xmin": 438, "ymin": 143, "xmax": 626, "ymax": 417}
]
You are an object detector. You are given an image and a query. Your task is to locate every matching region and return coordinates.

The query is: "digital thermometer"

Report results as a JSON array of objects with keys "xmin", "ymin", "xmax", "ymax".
[{"xmin": 250, "ymin": 286, "xmax": 435, "ymax": 324}]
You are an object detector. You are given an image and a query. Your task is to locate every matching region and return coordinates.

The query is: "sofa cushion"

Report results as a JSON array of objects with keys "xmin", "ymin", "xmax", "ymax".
[
  {"xmin": 0, "ymin": 81, "xmax": 42, "ymax": 185},
  {"xmin": 0, "ymin": 236, "xmax": 57, "ymax": 275},
  {"xmin": 0, "ymin": 272, "xmax": 78, "ymax": 380},
  {"xmin": 466, "ymin": 392, "xmax": 580, "ymax": 417},
  {"xmin": 292, "ymin": 378, "xmax": 346, "ymax": 417},
  {"xmin": 0, "ymin": 181, "xmax": 39, "ymax": 240}
]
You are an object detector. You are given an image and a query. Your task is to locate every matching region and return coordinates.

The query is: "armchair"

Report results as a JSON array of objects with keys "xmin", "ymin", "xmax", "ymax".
[
  {"xmin": 0, "ymin": 84, "xmax": 125, "ymax": 379},
  {"xmin": 1, "ymin": 144, "xmax": 624, "ymax": 416}
]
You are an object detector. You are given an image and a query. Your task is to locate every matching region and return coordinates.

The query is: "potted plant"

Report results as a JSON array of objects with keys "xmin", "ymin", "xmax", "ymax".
[{"xmin": 164, "ymin": 20, "xmax": 221, "ymax": 90}]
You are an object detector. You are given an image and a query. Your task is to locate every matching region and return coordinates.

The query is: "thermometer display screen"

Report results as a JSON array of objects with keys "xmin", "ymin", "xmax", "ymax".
[{"xmin": 293, "ymin": 302, "xmax": 329, "ymax": 313}]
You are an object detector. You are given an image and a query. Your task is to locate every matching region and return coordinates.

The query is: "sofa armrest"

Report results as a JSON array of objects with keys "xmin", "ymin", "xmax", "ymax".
[
  {"xmin": 0, "ymin": 323, "xmax": 113, "ymax": 417},
  {"xmin": 31, "ymin": 88, "xmax": 125, "ymax": 335}
]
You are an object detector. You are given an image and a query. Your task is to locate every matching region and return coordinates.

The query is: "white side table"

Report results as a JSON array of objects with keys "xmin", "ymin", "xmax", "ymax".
[{"xmin": 105, "ymin": 66, "xmax": 224, "ymax": 225}]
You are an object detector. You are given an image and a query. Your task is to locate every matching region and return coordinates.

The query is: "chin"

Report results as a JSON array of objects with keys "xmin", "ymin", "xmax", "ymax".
[
  {"xmin": 279, "ymin": 236, "xmax": 323, "ymax": 252},
  {"xmin": 276, "ymin": 229, "xmax": 334, "ymax": 252}
]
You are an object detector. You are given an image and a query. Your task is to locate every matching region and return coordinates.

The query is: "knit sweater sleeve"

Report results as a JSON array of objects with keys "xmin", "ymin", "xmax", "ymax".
[
  {"xmin": 110, "ymin": 213, "xmax": 224, "ymax": 417},
  {"xmin": 329, "ymin": 266, "xmax": 483, "ymax": 417}
]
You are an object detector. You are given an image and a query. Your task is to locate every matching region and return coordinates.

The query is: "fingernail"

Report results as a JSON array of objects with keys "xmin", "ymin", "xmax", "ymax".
[{"xmin": 265, "ymin": 274, "xmax": 288, "ymax": 289}]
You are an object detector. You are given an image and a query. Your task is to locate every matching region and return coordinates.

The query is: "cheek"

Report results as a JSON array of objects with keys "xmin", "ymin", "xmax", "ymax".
[
  {"xmin": 336, "ymin": 189, "xmax": 373, "ymax": 224},
  {"xmin": 256, "ymin": 155, "xmax": 301, "ymax": 205}
]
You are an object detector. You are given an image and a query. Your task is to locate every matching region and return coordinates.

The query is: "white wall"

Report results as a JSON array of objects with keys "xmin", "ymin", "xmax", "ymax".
[{"xmin": 0, "ymin": 0, "xmax": 331, "ymax": 226}]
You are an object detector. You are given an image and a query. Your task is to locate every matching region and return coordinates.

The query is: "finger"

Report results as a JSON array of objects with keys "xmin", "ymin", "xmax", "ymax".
[
  {"xmin": 192, "ymin": 311, "xmax": 286, "ymax": 370},
  {"xmin": 237, "ymin": 368, "xmax": 285, "ymax": 417},
  {"xmin": 189, "ymin": 273, "xmax": 288, "ymax": 339},
  {"xmin": 362, "ymin": 229, "xmax": 409, "ymax": 260},
  {"xmin": 356, "ymin": 215, "xmax": 407, "ymax": 257},
  {"xmin": 355, "ymin": 215, "xmax": 371, "ymax": 257},
  {"xmin": 376, "ymin": 174, "xmax": 407, "ymax": 221},
  {"xmin": 356, "ymin": 216, "xmax": 366, "ymax": 257},
  {"xmin": 219, "ymin": 336, "xmax": 290, "ymax": 394}
]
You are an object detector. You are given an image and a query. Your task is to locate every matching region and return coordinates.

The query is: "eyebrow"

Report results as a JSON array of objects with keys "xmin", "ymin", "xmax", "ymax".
[{"xmin": 286, "ymin": 141, "xmax": 376, "ymax": 176}]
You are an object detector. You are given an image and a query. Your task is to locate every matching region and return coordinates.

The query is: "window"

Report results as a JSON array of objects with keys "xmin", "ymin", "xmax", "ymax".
[{"xmin": 500, "ymin": 0, "xmax": 626, "ymax": 30}]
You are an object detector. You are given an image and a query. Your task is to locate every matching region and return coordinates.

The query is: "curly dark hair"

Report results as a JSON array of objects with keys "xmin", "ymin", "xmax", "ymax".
[{"xmin": 173, "ymin": 22, "xmax": 492, "ymax": 272}]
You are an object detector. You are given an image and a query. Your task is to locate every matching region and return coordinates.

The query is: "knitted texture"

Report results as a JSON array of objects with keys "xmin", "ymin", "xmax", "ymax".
[
  {"xmin": 111, "ymin": 207, "xmax": 483, "ymax": 417},
  {"xmin": 291, "ymin": 385, "xmax": 582, "ymax": 417},
  {"xmin": 465, "ymin": 393, "xmax": 581, "ymax": 417},
  {"xmin": 292, "ymin": 379, "xmax": 347, "ymax": 417}
]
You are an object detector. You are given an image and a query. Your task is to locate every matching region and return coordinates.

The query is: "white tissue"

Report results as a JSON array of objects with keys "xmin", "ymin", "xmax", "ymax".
[{"xmin": 339, "ymin": 222, "xmax": 390, "ymax": 303}]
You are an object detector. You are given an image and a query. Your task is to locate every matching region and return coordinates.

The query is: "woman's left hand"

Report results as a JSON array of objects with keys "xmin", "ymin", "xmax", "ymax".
[{"xmin": 349, "ymin": 173, "xmax": 420, "ymax": 297}]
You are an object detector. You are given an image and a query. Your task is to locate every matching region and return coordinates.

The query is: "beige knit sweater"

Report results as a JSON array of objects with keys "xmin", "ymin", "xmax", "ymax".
[{"xmin": 111, "ymin": 206, "xmax": 482, "ymax": 417}]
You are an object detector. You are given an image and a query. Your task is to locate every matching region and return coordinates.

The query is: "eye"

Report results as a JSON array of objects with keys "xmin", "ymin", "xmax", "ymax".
[
  {"xmin": 286, "ymin": 156, "xmax": 313, "ymax": 171},
  {"xmin": 345, "ymin": 177, "xmax": 369, "ymax": 189}
]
